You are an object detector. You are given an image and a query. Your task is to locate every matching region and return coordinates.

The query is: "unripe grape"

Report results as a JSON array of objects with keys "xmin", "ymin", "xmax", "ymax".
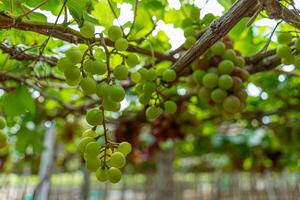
[
  {"xmin": 0, "ymin": 117, "xmax": 6, "ymax": 129},
  {"xmin": 202, "ymin": 13, "xmax": 215, "ymax": 25},
  {"xmin": 192, "ymin": 70, "xmax": 205, "ymax": 84},
  {"xmin": 223, "ymin": 49, "xmax": 236, "ymax": 61},
  {"xmin": 190, "ymin": 7, "xmax": 200, "ymax": 21},
  {"xmin": 64, "ymin": 66, "xmax": 81, "ymax": 81},
  {"xmin": 164, "ymin": 101, "xmax": 177, "ymax": 114},
  {"xmin": 181, "ymin": 18, "xmax": 193, "ymax": 28},
  {"xmin": 82, "ymin": 129, "xmax": 97, "ymax": 138},
  {"xmin": 218, "ymin": 60, "xmax": 234, "ymax": 74},
  {"xmin": 57, "ymin": 57, "xmax": 73, "ymax": 72},
  {"xmin": 184, "ymin": 36, "xmax": 196, "ymax": 48},
  {"xmin": 139, "ymin": 93, "xmax": 151, "ymax": 104},
  {"xmin": 113, "ymin": 65, "xmax": 128, "ymax": 80},
  {"xmin": 218, "ymin": 74, "xmax": 233, "ymax": 90},
  {"xmin": 65, "ymin": 48, "xmax": 82, "ymax": 64},
  {"xmin": 235, "ymin": 89, "xmax": 248, "ymax": 102},
  {"xmin": 80, "ymin": 77, "xmax": 97, "ymax": 95},
  {"xmin": 145, "ymin": 68, "xmax": 157, "ymax": 81},
  {"xmin": 202, "ymin": 73, "xmax": 218, "ymax": 88},
  {"xmin": 96, "ymin": 82, "xmax": 110, "ymax": 98},
  {"xmin": 115, "ymin": 38, "xmax": 128, "ymax": 51},
  {"xmin": 85, "ymin": 141, "xmax": 102, "ymax": 155},
  {"xmin": 294, "ymin": 56, "xmax": 300, "ymax": 68},
  {"xmin": 107, "ymin": 167, "xmax": 122, "ymax": 183},
  {"xmin": 222, "ymin": 95, "xmax": 241, "ymax": 113},
  {"xmin": 276, "ymin": 45, "xmax": 292, "ymax": 59},
  {"xmin": 146, "ymin": 106, "xmax": 162, "ymax": 120},
  {"xmin": 162, "ymin": 69, "xmax": 176, "ymax": 82},
  {"xmin": 282, "ymin": 55, "xmax": 295, "ymax": 65},
  {"xmin": 86, "ymin": 158, "xmax": 101, "ymax": 172},
  {"xmin": 78, "ymin": 137, "xmax": 94, "ymax": 153},
  {"xmin": 126, "ymin": 53, "xmax": 139, "ymax": 68},
  {"xmin": 198, "ymin": 87, "xmax": 212, "ymax": 101},
  {"xmin": 96, "ymin": 168, "xmax": 108, "ymax": 182},
  {"xmin": 84, "ymin": 59, "xmax": 107, "ymax": 75},
  {"xmin": 211, "ymin": 41, "xmax": 226, "ymax": 55},
  {"xmin": 80, "ymin": 21, "xmax": 95, "ymax": 38},
  {"xmin": 108, "ymin": 26, "xmax": 123, "ymax": 41},
  {"xmin": 117, "ymin": 142, "xmax": 132, "ymax": 156},
  {"xmin": 138, "ymin": 68, "xmax": 148, "ymax": 80},
  {"xmin": 109, "ymin": 85, "xmax": 125, "ymax": 102},
  {"xmin": 235, "ymin": 56, "xmax": 245, "ymax": 67},
  {"xmin": 102, "ymin": 98, "xmax": 121, "ymax": 112},
  {"xmin": 207, "ymin": 67, "xmax": 219, "ymax": 75},
  {"xmin": 130, "ymin": 72, "xmax": 141, "ymax": 83},
  {"xmin": 184, "ymin": 27, "xmax": 195, "ymax": 37},
  {"xmin": 110, "ymin": 152, "xmax": 126, "ymax": 168},
  {"xmin": 211, "ymin": 88, "xmax": 227, "ymax": 103},
  {"xmin": 143, "ymin": 81, "xmax": 156, "ymax": 93},
  {"xmin": 277, "ymin": 32, "xmax": 292, "ymax": 44},
  {"xmin": 86, "ymin": 108, "xmax": 103, "ymax": 126},
  {"xmin": 295, "ymin": 38, "xmax": 300, "ymax": 51}
]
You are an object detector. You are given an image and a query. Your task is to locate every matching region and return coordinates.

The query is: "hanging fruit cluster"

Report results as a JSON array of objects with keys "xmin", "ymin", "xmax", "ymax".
[{"xmin": 276, "ymin": 33, "xmax": 300, "ymax": 67}]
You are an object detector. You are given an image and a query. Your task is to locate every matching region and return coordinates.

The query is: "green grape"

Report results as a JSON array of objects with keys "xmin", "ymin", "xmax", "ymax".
[
  {"xmin": 162, "ymin": 69, "xmax": 176, "ymax": 82},
  {"xmin": 95, "ymin": 82, "xmax": 110, "ymax": 98},
  {"xmin": 115, "ymin": 38, "xmax": 128, "ymax": 51},
  {"xmin": 138, "ymin": 68, "xmax": 148, "ymax": 80},
  {"xmin": 211, "ymin": 88, "xmax": 227, "ymax": 103},
  {"xmin": 184, "ymin": 36, "xmax": 196, "ymax": 48},
  {"xmin": 0, "ymin": 117, "xmax": 6, "ymax": 129},
  {"xmin": 143, "ymin": 81, "xmax": 156, "ymax": 93},
  {"xmin": 222, "ymin": 95, "xmax": 241, "ymax": 113},
  {"xmin": 190, "ymin": 7, "xmax": 200, "ymax": 21},
  {"xmin": 294, "ymin": 56, "xmax": 300, "ymax": 68},
  {"xmin": 210, "ymin": 41, "xmax": 226, "ymax": 55},
  {"xmin": 126, "ymin": 53, "xmax": 139, "ymax": 68},
  {"xmin": 82, "ymin": 129, "xmax": 97, "ymax": 138},
  {"xmin": 86, "ymin": 108, "xmax": 103, "ymax": 126},
  {"xmin": 130, "ymin": 72, "xmax": 141, "ymax": 83},
  {"xmin": 96, "ymin": 168, "xmax": 108, "ymax": 182},
  {"xmin": 282, "ymin": 55, "xmax": 295, "ymax": 65},
  {"xmin": 56, "ymin": 57, "xmax": 73, "ymax": 72},
  {"xmin": 80, "ymin": 77, "xmax": 97, "ymax": 95},
  {"xmin": 202, "ymin": 73, "xmax": 218, "ymax": 89},
  {"xmin": 110, "ymin": 152, "xmax": 126, "ymax": 168},
  {"xmin": 102, "ymin": 98, "xmax": 121, "ymax": 112},
  {"xmin": 235, "ymin": 89, "xmax": 248, "ymax": 102},
  {"xmin": 84, "ymin": 59, "xmax": 107, "ymax": 75},
  {"xmin": 138, "ymin": 93, "xmax": 151, "ymax": 105},
  {"xmin": 218, "ymin": 74, "xmax": 233, "ymax": 90},
  {"xmin": 277, "ymin": 32, "xmax": 292, "ymax": 44},
  {"xmin": 113, "ymin": 65, "xmax": 128, "ymax": 80},
  {"xmin": 207, "ymin": 67, "xmax": 219, "ymax": 75},
  {"xmin": 184, "ymin": 27, "xmax": 195, "ymax": 37},
  {"xmin": 107, "ymin": 167, "xmax": 122, "ymax": 183},
  {"xmin": 164, "ymin": 101, "xmax": 177, "ymax": 114},
  {"xmin": 202, "ymin": 13, "xmax": 215, "ymax": 25},
  {"xmin": 218, "ymin": 60, "xmax": 234, "ymax": 74},
  {"xmin": 198, "ymin": 87, "xmax": 212, "ymax": 101},
  {"xmin": 99, "ymin": 148, "xmax": 112, "ymax": 161},
  {"xmin": 108, "ymin": 26, "xmax": 123, "ymax": 41},
  {"xmin": 192, "ymin": 70, "xmax": 205, "ymax": 84},
  {"xmin": 223, "ymin": 49, "xmax": 236, "ymax": 61},
  {"xmin": 117, "ymin": 142, "xmax": 132, "ymax": 156},
  {"xmin": 78, "ymin": 137, "xmax": 94, "ymax": 153},
  {"xmin": 295, "ymin": 38, "xmax": 300, "ymax": 51},
  {"xmin": 65, "ymin": 48, "xmax": 82, "ymax": 64},
  {"xmin": 235, "ymin": 56, "xmax": 245, "ymax": 67},
  {"xmin": 64, "ymin": 67, "xmax": 81, "ymax": 81},
  {"xmin": 276, "ymin": 45, "xmax": 292, "ymax": 59},
  {"xmin": 83, "ymin": 152, "xmax": 97, "ymax": 161},
  {"xmin": 80, "ymin": 21, "xmax": 95, "ymax": 38},
  {"xmin": 85, "ymin": 141, "xmax": 102, "ymax": 155},
  {"xmin": 65, "ymin": 76, "xmax": 82, "ymax": 86},
  {"xmin": 181, "ymin": 18, "xmax": 193, "ymax": 28},
  {"xmin": 109, "ymin": 85, "xmax": 125, "ymax": 102},
  {"xmin": 145, "ymin": 68, "xmax": 157, "ymax": 81},
  {"xmin": 86, "ymin": 158, "xmax": 101, "ymax": 172},
  {"xmin": 146, "ymin": 106, "xmax": 162, "ymax": 120}
]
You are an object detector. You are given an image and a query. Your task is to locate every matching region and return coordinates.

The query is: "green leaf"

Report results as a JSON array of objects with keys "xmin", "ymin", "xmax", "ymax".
[
  {"xmin": 67, "ymin": 0, "xmax": 90, "ymax": 25},
  {"xmin": 217, "ymin": 0, "xmax": 236, "ymax": 10},
  {"xmin": 92, "ymin": 0, "xmax": 119, "ymax": 28}
]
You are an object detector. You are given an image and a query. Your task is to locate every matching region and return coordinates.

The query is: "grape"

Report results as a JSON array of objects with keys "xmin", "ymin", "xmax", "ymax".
[
  {"xmin": 282, "ymin": 55, "xmax": 295, "ymax": 65},
  {"xmin": 218, "ymin": 74, "xmax": 233, "ymax": 90},
  {"xmin": 64, "ymin": 67, "xmax": 81, "ymax": 81},
  {"xmin": 109, "ymin": 85, "xmax": 125, "ymax": 102},
  {"xmin": 117, "ymin": 142, "xmax": 132, "ymax": 155},
  {"xmin": 83, "ymin": 152, "xmax": 97, "ymax": 161},
  {"xmin": 210, "ymin": 41, "xmax": 226, "ymax": 55},
  {"xmin": 80, "ymin": 21, "xmax": 95, "ymax": 38},
  {"xmin": 143, "ymin": 81, "xmax": 156, "ymax": 93},
  {"xmin": 218, "ymin": 60, "xmax": 234, "ymax": 74},
  {"xmin": 138, "ymin": 68, "xmax": 148, "ymax": 80},
  {"xmin": 222, "ymin": 95, "xmax": 241, "ymax": 113},
  {"xmin": 232, "ymin": 68, "xmax": 249, "ymax": 82},
  {"xmin": 96, "ymin": 82, "xmax": 110, "ymax": 98},
  {"xmin": 96, "ymin": 168, "xmax": 108, "ymax": 182},
  {"xmin": 103, "ymin": 98, "xmax": 121, "ymax": 112},
  {"xmin": 130, "ymin": 72, "xmax": 141, "ymax": 83},
  {"xmin": 276, "ymin": 45, "xmax": 292, "ymax": 59},
  {"xmin": 126, "ymin": 53, "xmax": 139, "ymax": 68},
  {"xmin": 184, "ymin": 27, "xmax": 195, "ymax": 37},
  {"xmin": 145, "ymin": 68, "xmax": 157, "ymax": 81},
  {"xmin": 80, "ymin": 77, "xmax": 97, "ymax": 95},
  {"xmin": 231, "ymin": 76, "xmax": 243, "ymax": 92},
  {"xmin": 181, "ymin": 18, "xmax": 193, "ymax": 28},
  {"xmin": 82, "ymin": 129, "xmax": 97, "ymax": 138},
  {"xmin": 78, "ymin": 137, "xmax": 94, "ymax": 153},
  {"xmin": 277, "ymin": 32, "xmax": 292, "ymax": 44},
  {"xmin": 86, "ymin": 108, "xmax": 103, "ymax": 126},
  {"xmin": 184, "ymin": 36, "xmax": 196, "ymax": 48},
  {"xmin": 0, "ymin": 117, "xmax": 6, "ymax": 129},
  {"xmin": 110, "ymin": 152, "xmax": 126, "ymax": 168},
  {"xmin": 211, "ymin": 88, "xmax": 227, "ymax": 103},
  {"xmin": 223, "ymin": 49, "xmax": 236, "ymax": 61},
  {"xmin": 190, "ymin": 7, "xmax": 200, "ymax": 21},
  {"xmin": 295, "ymin": 56, "xmax": 300, "ymax": 68},
  {"xmin": 202, "ymin": 13, "xmax": 215, "ymax": 25},
  {"xmin": 207, "ymin": 67, "xmax": 219, "ymax": 75},
  {"xmin": 57, "ymin": 57, "xmax": 73, "ymax": 72},
  {"xmin": 113, "ymin": 65, "xmax": 128, "ymax": 80},
  {"xmin": 162, "ymin": 69, "xmax": 176, "ymax": 82},
  {"xmin": 85, "ymin": 141, "xmax": 102, "ymax": 155},
  {"xmin": 235, "ymin": 56, "xmax": 245, "ymax": 67},
  {"xmin": 296, "ymin": 38, "xmax": 300, "ymax": 51},
  {"xmin": 235, "ymin": 89, "xmax": 248, "ymax": 102},
  {"xmin": 146, "ymin": 106, "xmax": 162, "ymax": 120},
  {"xmin": 138, "ymin": 93, "xmax": 151, "ymax": 105},
  {"xmin": 65, "ymin": 48, "xmax": 82, "ymax": 64},
  {"xmin": 86, "ymin": 158, "xmax": 101, "ymax": 172},
  {"xmin": 115, "ymin": 38, "xmax": 128, "ymax": 51},
  {"xmin": 198, "ymin": 87, "xmax": 211, "ymax": 101},
  {"xmin": 192, "ymin": 70, "xmax": 205, "ymax": 84},
  {"xmin": 202, "ymin": 73, "xmax": 218, "ymax": 88},
  {"xmin": 164, "ymin": 101, "xmax": 177, "ymax": 114},
  {"xmin": 108, "ymin": 26, "xmax": 123, "ymax": 42},
  {"xmin": 107, "ymin": 167, "xmax": 122, "ymax": 183},
  {"xmin": 84, "ymin": 59, "xmax": 107, "ymax": 75}
]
